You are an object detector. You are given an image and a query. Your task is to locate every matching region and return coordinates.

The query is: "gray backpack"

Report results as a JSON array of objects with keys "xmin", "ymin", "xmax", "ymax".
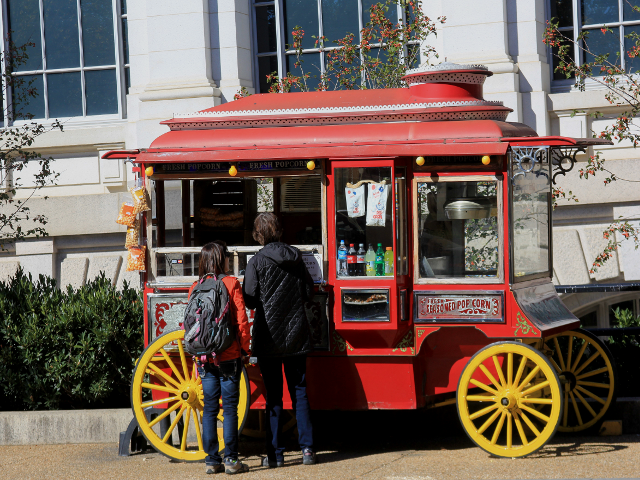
[{"xmin": 182, "ymin": 274, "xmax": 235, "ymax": 358}]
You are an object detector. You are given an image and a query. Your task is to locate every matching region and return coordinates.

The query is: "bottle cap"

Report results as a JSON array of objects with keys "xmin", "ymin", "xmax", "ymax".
[
  {"xmin": 359, "ymin": 243, "xmax": 364, "ymax": 247},
  {"xmin": 386, "ymin": 247, "xmax": 392, "ymax": 250},
  {"xmin": 377, "ymin": 243, "xmax": 382, "ymax": 246},
  {"xmin": 340, "ymin": 239, "xmax": 345, "ymax": 243},
  {"xmin": 350, "ymin": 244, "xmax": 354, "ymax": 247}
]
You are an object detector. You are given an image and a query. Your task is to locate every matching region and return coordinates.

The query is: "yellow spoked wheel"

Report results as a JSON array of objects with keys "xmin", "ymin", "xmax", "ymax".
[
  {"xmin": 457, "ymin": 342, "xmax": 562, "ymax": 458},
  {"xmin": 543, "ymin": 328, "xmax": 616, "ymax": 432},
  {"xmin": 130, "ymin": 329, "xmax": 250, "ymax": 462}
]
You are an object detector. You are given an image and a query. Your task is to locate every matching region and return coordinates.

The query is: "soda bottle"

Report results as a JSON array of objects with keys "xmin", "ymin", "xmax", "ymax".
[
  {"xmin": 365, "ymin": 244, "xmax": 376, "ymax": 276},
  {"xmin": 357, "ymin": 243, "xmax": 366, "ymax": 276},
  {"xmin": 347, "ymin": 244, "xmax": 357, "ymax": 276},
  {"xmin": 384, "ymin": 246, "xmax": 394, "ymax": 276},
  {"xmin": 375, "ymin": 243, "xmax": 384, "ymax": 276},
  {"xmin": 338, "ymin": 240, "xmax": 348, "ymax": 276}
]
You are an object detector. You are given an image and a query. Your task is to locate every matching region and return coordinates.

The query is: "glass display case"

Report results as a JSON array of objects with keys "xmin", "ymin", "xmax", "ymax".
[{"xmin": 341, "ymin": 289, "xmax": 390, "ymax": 322}]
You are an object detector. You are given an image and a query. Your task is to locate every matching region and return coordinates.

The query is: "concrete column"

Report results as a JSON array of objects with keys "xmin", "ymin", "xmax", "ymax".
[
  {"xmin": 15, "ymin": 239, "xmax": 57, "ymax": 281},
  {"xmin": 127, "ymin": 0, "xmax": 222, "ymax": 148},
  {"xmin": 209, "ymin": 0, "xmax": 255, "ymax": 102}
]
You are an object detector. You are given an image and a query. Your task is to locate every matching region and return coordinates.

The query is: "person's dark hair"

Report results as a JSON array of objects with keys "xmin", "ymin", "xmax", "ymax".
[
  {"xmin": 198, "ymin": 242, "xmax": 226, "ymax": 278},
  {"xmin": 253, "ymin": 213, "xmax": 282, "ymax": 245}
]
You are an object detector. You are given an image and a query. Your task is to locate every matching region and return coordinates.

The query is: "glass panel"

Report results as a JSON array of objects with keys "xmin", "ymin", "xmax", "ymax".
[
  {"xmin": 256, "ymin": 5, "xmax": 278, "ymax": 54},
  {"xmin": 624, "ymin": 1, "xmax": 640, "ymax": 21},
  {"xmin": 47, "ymin": 72, "xmax": 83, "ymax": 117},
  {"xmin": 625, "ymin": 25, "xmax": 640, "ymax": 73},
  {"xmin": 257, "ymin": 55, "xmax": 278, "ymax": 93},
  {"xmin": 284, "ymin": 0, "xmax": 319, "ymax": 50},
  {"xmin": 342, "ymin": 289, "xmax": 390, "ymax": 321},
  {"xmin": 512, "ymin": 151, "xmax": 551, "ymax": 279},
  {"xmin": 81, "ymin": 0, "xmax": 116, "ymax": 67},
  {"xmin": 335, "ymin": 167, "xmax": 393, "ymax": 278},
  {"xmin": 417, "ymin": 180, "xmax": 499, "ymax": 279},
  {"xmin": 552, "ymin": 33, "xmax": 576, "ymax": 80},
  {"xmin": 362, "ymin": 0, "xmax": 397, "ymax": 26},
  {"xmin": 582, "ymin": 0, "xmax": 619, "ymax": 25},
  {"xmin": 7, "ymin": 0, "xmax": 43, "ymax": 71},
  {"xmin": 395, "ymin": 168, "xmax": 408, "ymax": 276},
  {"xmin": 85, "ymin": 69, "xmax": 118, "ymax": 115},
  {"xmin": 122, "ymin": 18, "xmax": 129, "ymax": 64},
  {"xmin": 43, "ymin": 0, "xmax": 81, "ymax": 69},
  {"xmin": 322, "ymin": 0, "xmax": 359, "ymax": 46},
  {"xmin": 583, "ymin": 27, "xmax": 620, "ymax": 66},
  {"xmin": 551, "ymin": 0, "xmax": 574, "ymax": 27},
  {"xmin": 286, "ymin": 53, "xmax": 322, "ymax": 91},
  {"xmin": 125, "ymin": 66, "xmax": 130, "ymax": 94},
  {"xmin": 12, "ymin": 74, "xmax": 44, "ymax": 119},
  {"xmin": 121, "ymin": 0, "xmax": 127, "ymax": 15}
]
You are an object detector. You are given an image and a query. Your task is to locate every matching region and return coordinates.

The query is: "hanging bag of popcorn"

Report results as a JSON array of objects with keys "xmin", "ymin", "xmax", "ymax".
[
  {"xmin": 365, "ymin": 183, "xmax": 388, "ymax": 227},
  {"xmin": 116, "ymin": 202, "xmax": 137, "ymax": 227},
  {"xmin": 130, "ymin": 179, "xmax": 151, "ymax": 214},
  {"xmin": 127, "ymin": 245, "xmax": 146, "ymax": 272}
]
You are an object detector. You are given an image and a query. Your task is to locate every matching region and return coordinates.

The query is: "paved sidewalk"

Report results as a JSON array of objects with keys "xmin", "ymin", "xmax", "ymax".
[{"xmin": 1, "ymin": 409, "xmax": 638, "ymax": 480}]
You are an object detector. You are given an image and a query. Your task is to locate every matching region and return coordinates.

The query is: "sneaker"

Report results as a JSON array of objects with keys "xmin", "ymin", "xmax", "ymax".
[
  {"xmin": 205, "ymin": 463, "xmax": 224, "ymax": 474},
  {"xmin": 262, "ymin": 456, "xmax": 284, "ymax": 468},
  {"xmin": 224, "ymin": 458, "xmax": 249, "ymax": 475},
  {"xmin": 302, "ymin": 448, "xmax": 317, "ymax": 465}
]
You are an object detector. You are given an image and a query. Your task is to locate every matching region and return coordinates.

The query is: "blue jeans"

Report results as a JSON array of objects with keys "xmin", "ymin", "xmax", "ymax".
[
  {"xmin": 258, "ymin": 354, "xmax": 314, "ymax": 462},
  {"xmin": 198, "ymin": 358, "xmax": 241, "ymax": 465}
]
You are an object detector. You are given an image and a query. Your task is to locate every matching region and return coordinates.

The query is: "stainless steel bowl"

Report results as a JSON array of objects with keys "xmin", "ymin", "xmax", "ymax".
[{"xmin": 444, "ymin": 197, "xmax": 497, "ymax": 220}]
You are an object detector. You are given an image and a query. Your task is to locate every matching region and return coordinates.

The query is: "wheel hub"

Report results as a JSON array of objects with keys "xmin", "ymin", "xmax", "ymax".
[
  {"xmin": 500, "ymin": 392, "xmax": 517, "ymax": 409},
  {"xmin": 180, "ymin": 386, "xmax": 197, "ymax": 404},
  {"xmin": 561, "ymin": 371, "xmax": 577, "ymax": 390}
]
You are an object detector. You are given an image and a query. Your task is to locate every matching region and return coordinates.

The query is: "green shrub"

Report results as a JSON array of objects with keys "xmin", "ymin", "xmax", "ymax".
[{"xmin": 0, "ymin": 268, "xmax": 143, "ymax": 410}]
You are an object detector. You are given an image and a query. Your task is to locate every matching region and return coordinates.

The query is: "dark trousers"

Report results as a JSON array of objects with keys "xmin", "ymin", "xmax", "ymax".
[
  {"xmin": 198, "ymin": 358, "xmax": 241, "ymax": 464},
  {"xmin": 258, "ymin": 354, "xmax": 314, "ymax": 461}
]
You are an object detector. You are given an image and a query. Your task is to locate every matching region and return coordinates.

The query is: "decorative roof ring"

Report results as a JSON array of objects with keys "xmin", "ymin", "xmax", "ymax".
[
  {"xmin": 511, "ymin": 146, "xmax": 549, "ymax": 183},
  {"xmin": 551, "ymin": 147, "xmax": 585, "ymax": 185},
  {"xmin": 405, "ymin": 61, "xmax": 489, "ymax": 75}
]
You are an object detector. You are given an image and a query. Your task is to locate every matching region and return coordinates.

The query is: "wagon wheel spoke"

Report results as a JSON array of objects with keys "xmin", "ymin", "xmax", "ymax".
[
  {"xmin": 574, "ymin": 389, "xmax": 597, "ymax": 418},
  {"xmin": 141, "ymin": 395, "xmax": 181, "ymax": 409},
  {"xmin": 148, "ymin": 401, "xmax": 182, "ymax": 428},
  {"xmin": 573, "ymin": 351, "xmax": 601, "ymax": 376},
  {"xmin": 491, "ymin": 411, "xmax": 507, "ymax": 445},
  {"xmin": 159, "ymin": 348, "xmax": 186, "ymax": 384},
  {"xmin": 180, "ymin": 407, "xmax": 191, "ymax": 452},
  {"xmin": 141, "ymin": 382, "xmax": 179, "ymax": 395},
  {"xmin": 515, "ymin": 365, "xmax": 540, "ymax": 393},
  {"xmin": 177, "ymin": 340, "xmax": 191, "ymax": 382},
  {"xmin": 548, "ymin": 356, "xmax": 562, "ymax": 374},
  {"xmin": 571, "ymin": 339, "xmax": 589, "ymax": 372},
  {"xmin": 553, "ymin": 337, "xmax": 567, "ymax": 371},
  {"xmin": 519, "ymin": 397, "xmax": 553, "ymax": 405},
  {"xmin": 512, "ymin": 410, "xmax": 529, "ymax": 446},
  {"xmin": 163, "ymin": 404, "xmax": 187, "ymax": 444},
  {"xmin": 576, "ymin": 366, "xmax": 609, "ymax": 380},
  {"xmin": 518, "ymin": 409, "xmax": 541, "ymax": 436},
  {"xmin": 477, "ymin": 408, "xmax": 502, "ymax": 435},
  {"xmin": 577, "ymin": 380, "xmax": 610, "ymax": 389},
  {"xmin": 568, "ymin": 390, "xmax": 583, "ymax": 426},
  {"xmin": 479, "ymin": 364, "xmax": 502, "ymax": 391},
  {"xmin": 469, "ymin": 403, "xmax": 500, "ymax": 421},
  {"xmin": 467, "ymin": 395, "xmax": 498, "ymax": 402},
  {"xmin": 566, "ymin": 334, "xmax": 574, "ymax": 373},
  {"xmin": 513, "ymin": 354, "xmax": 528, "ymax": 388},
  {"xmin": 519, "ymin": 404, "xmax": 550, "ymax": 424},
  {"xmin": 469, "ymin": 379, "xmax": 499, "ymax": 396},
  {"xmin": 521, "ymin": 380, "xmax": 550, "ymax": 397},
  {"xmin": 506, "ymin": 411, "xmax": 513, "ymax": 449},
  {"xmin": 562, "ymin": 387, "xmax": 569, "ymax": 427},
  {"xmin": 147, "ymin": 363, "xmax": 182, "ymax": 390},
  {"xmin": 575, "ymin": 385, "xmax": 606, "ymax": 405},
  {"xmin": 191, "ymin": 406, "xmax": 204, "ymax": 452},
  {"xmin": 493, "ymin": 355, "xmax": 507, "ymax": 387},
  {"xmin": 507, "ymin": 353, "xmax": 513, "ymax": 387}
]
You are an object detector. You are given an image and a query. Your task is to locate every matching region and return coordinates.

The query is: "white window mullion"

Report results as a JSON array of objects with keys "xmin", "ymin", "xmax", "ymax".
[
  {"xmin": 317, "ymin": 0, "xmax": 324, "ymax": 75},
  {"xmin": 573, "ymin": 0, "xmax": 582, "ymax": 70},
  {"xmin": 619, "ymin": 0, "xmax": 625, "ymax": 71},
  {"xmin": 1, "ymin": 0, "xmax": 10, "ymax": 125},
  {"xmin": 38, "ymin": 0, "xmax": 49, "ymax": 119},
  {"xmin": 114, "ymin": 0, "xmax": 125, "ymax": 118},
  {"xmin": 77, "ymin": 0, "xmax": 86, "ymax": 117},
  {"xmin": 274, "ymin": 0, "xmax": 285, "ymax": 82}
]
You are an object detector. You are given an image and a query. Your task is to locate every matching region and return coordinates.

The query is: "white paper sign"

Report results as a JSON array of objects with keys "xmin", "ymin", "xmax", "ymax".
[
  {"xmin": 366, "ymin": 183, "xmax": 388, "ymax": 227},
  {"xmin": 345, "ymin": 185, "xmax": 365, "ymax": 218},
  {"xmin": 302, "ymin": 253, "xmax": 323, "ymax": 283}
]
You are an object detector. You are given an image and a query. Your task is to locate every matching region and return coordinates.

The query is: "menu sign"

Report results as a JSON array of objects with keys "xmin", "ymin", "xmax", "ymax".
[{"xmin": 415, "ymin": 292, "xmax": 503, "ymax": 323}]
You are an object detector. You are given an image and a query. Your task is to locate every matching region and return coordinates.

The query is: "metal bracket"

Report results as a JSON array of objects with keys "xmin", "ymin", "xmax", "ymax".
[
  {"xmin": 510, "ymin": 146, "xmax": 549, "ymax": 183},
  {"xmin": 550, "ymin": 146, "xmax": 585, "ymax": 185}
]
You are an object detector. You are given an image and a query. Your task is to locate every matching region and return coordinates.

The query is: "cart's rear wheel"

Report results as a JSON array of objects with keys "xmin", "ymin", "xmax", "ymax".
[
  {"xmin": 543, "ymin": 328, "xmax": 616, "ymax": 432},
  {"xmin": 130, "ymin": 329, "xmax": 250, "ymax": 462},
  {"xmin": 457, "ymin": 342, "xmax": 562, "ymax": 458}
]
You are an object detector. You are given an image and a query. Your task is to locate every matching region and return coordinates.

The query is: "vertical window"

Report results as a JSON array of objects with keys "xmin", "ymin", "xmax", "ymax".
[
  {"xmin": 4, "ymin": 0, "xmax": 129, "ymax": 121},
  {"xmin": 550, "ymin": 0, "xmax": 640, "ymax": 81},
  {"xmin": 251, "ymin": 0, "xmax": 415, "ymax": 92}
]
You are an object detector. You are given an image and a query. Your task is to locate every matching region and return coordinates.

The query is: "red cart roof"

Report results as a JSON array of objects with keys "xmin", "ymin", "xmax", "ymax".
[{"xmin": 103, "ymin": 63, "xmax": 610, "ymax": 162}]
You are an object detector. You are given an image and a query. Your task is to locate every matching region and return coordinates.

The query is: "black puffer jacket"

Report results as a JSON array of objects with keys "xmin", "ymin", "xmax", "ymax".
[{"xmin": 242, "ymin": 242, "xmax": 314, "ymax": 357}]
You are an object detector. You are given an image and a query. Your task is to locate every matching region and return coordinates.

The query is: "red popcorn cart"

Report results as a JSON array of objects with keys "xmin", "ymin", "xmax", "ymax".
[{"xmin": 105, "ymin": 62, "xmax": 616, "ymax": 460}]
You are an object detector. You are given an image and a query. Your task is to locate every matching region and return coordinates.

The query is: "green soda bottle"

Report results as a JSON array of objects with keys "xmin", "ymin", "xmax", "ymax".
[
  {"xmin": 375, "ymin": 243, "xmax": 384, "ymax": 276},
  {"xmin": 384, "ymin": 246, "xmax": 394, "ymax": 276},
  {"xmin": 365, "ymin": 244, "xmax": 376, "ymax": 276}
]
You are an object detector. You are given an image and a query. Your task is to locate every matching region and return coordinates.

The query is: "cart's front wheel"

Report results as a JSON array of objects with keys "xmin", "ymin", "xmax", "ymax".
[
  {"xmin": 457, "ymin": 342, "xmax": 562, "ymax": 458},
  {"xmin": 130, "ymin": 329, "xmax": 250, "ymax": 462}
]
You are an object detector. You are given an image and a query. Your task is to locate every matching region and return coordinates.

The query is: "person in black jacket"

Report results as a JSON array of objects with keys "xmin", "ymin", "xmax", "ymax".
[{"xmin": 242, "ymin": 213, "xmax": 317, "ymax": 467}]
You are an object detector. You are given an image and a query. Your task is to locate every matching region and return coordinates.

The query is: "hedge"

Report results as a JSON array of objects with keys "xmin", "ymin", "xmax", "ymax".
[{"xmin": 0, "ymin": 268, "xmax": 143, "ymax": 410}]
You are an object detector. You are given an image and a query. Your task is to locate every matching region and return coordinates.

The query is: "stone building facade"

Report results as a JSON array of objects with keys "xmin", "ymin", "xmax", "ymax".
[{"xmin": 0, "ymin": 0, "xmax": 638, "ymax": 326}]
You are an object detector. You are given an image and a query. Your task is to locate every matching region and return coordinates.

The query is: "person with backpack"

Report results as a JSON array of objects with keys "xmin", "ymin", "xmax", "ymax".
[
  {"xmin": 185, "ymin": 242, "xmax": 251, "ymax": 475},
  {"xmin": 242, "ymin": 213, "xmax": 317, "ymax": 468}
]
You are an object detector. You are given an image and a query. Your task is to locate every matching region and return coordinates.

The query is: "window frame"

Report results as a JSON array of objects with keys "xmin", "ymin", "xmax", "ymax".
[
  {"xmin": 250, "ymin": 0, "xmax": 418, "ymax": 93},
  {"xmin": 547, "ymin": 0, "xmax": 640, "ymax": 90},
  {"xmin": 0, "ymin": 0, "xmax": 129, "ymax": 125},
  {"xmin": 412, "ymin": 174, "xmax": 505, "ymax": 285}
]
